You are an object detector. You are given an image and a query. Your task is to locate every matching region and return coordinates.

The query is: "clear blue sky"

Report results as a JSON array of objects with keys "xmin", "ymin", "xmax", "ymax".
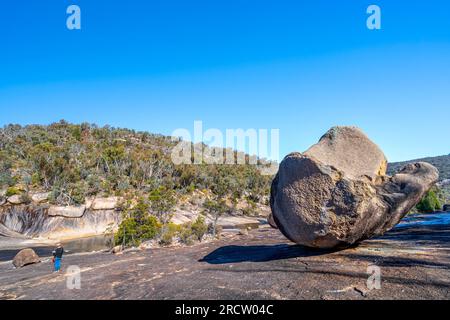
[{"xmin": 0, "ymin": 0, "xmax": 449, "ymax": 162}]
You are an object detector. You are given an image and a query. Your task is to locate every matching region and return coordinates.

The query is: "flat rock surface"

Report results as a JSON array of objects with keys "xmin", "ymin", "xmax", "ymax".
[{"xmin": 0, "ymin": 213, "xmax": 449, "ymax": 300}]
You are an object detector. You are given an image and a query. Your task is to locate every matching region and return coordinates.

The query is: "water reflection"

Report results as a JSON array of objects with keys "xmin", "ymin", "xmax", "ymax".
[
  {"xmin": 0, "ymin": 235, "xmax": 114, "ymax": 262},
  {"xmin": 397, "ymin": 211, "xmax": 450, "ymax": 228},
  {"xmin": 62, "ymin": 235, "xmax": 114, "ymax": 254}
]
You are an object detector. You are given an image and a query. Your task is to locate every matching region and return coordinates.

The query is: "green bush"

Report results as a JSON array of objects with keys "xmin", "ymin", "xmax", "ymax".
[
  {"xmin": 148, "ymin": 186, "xmax": 177, "ymax": 224},
  {"xmin": 115, "ymin": 200, "xmax": 162, "ymax": 247},
  {"xmin": 203, "ymin": 198, "xmax": 229, "ymax": 236},
  {"xmin": 5, "ymin": 187, "xmax": 20, "ymax": 197},
  {"xmin": 191, "ymin": 216, "xmax": 208, "ymax": 241},
  {"xmin": 115, "ymin": 218, "xmax": 138, "ymax": 247},
  {"xmin": 0, "ymin": 172, "xmax": 14, "ymax": 188},
  {"xmin": 115, "ymin": 215, "xmax": 161, "ymax": 247},
  {"xmin": 69, "ymin": 182, "xmax": 87, "ymax": 205},
  {"xmin": 159, "ymin": 223, "xmax": 181, "ymax": 246},
  {"xmin": 178, "ymin": 224, "xmax": 195, "ymax": 245},
  {"xmin": 416, "ymin": 189, "xmax": 442, "ymax": 213}
]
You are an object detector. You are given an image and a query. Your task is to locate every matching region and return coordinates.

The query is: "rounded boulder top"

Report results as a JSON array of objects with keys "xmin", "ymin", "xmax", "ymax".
[{"xmin": 305, "ymin": 126, "xmax": 387, "ymax": 181}]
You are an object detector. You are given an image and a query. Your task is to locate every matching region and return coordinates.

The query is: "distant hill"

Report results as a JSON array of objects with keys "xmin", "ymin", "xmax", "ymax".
[{"xmin": 388, "ymin": 154, "xmax": 450, "ymax": 181}]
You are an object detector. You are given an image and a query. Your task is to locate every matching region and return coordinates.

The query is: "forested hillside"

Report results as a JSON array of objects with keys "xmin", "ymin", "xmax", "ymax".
[{"xmin": 0, "ymin": 121, "xmax": 273, "ymax": 208}]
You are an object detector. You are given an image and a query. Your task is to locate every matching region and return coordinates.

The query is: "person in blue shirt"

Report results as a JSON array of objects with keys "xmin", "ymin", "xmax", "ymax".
[{"xmin": 52, "ymin": 243, "xmax": 64, "ymax": 273}]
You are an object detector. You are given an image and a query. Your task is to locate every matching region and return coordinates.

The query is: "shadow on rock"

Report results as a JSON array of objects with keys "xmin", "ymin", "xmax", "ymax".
[{"xmin": 200, "ymin": 244, "xmax": 333, "ymax": 264}]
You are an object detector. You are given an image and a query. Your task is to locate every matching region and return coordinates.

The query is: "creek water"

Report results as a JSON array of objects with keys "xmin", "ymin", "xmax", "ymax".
[
  {"xmin": 61, "ymin": 234, "xmax": 114, "ymax": 254},
  {"xmin": 0, "ymin": 234, "xmax": 114, "ymax": 262},
  {"xmin": 396, "ymin": 211, "xmax": 450, "ymax": 228}
]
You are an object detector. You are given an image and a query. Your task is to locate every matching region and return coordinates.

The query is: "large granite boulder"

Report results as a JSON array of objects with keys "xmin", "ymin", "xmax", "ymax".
[
  {"xmin": 13, "ymin": 248, "xmax": 41, "ymax": 268},
  {"xmin": 270, "ymin": 126, "xmax": 439, "ymax": 249}
]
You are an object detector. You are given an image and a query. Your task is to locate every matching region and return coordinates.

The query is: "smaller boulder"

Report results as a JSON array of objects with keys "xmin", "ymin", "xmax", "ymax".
[
  {"xmin": 13, "ymin": 249, "xmax": 41, "ymax": 268},
  {"xmin": 7, "ymin": 195, "xmax": 24, "ymax": 205},
  {"xmin": 31, "ymin": 192, "xmax": 50, "ymax": 203},
  {"xmin": 112, "ymin": 245, "xmax": 123, "ymax": 255},
  {"xmin": 91, "ymin": 197, "xmax": 121, "ymax": 210}
]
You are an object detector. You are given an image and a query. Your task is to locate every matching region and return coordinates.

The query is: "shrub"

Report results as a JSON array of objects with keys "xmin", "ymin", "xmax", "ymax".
[
  {"xmin": 208, "ymin": 223, "xmax": 222, "ymax": 238},
  {"xmin": 114, "ymin": 215, "xmax": 161, "ymax": 247},
  {"xmin": 148, "ymin": 186, "xmax": 177, "ymax": 224},
  {"xmin": 20, "ymin": 193, "xmax": 32, "ymax": 204},
  {"xmin": 159, "ymin": 223, "xmax": 181, "ymax": 246},
  {"xmin": 191, "ymin": 216, "xmax": 208, "ymax": 241},
  {"xmin": 115, "ymin": 218, "xmax": 137, "ymax": 246},
  {"xmin": 416, "ymin": 188, "xmax": 442, "ymax": 213},
  {"xmin": 69, "ymin": 182, "xmax": 87, "ymax": 205},
  {"xmin": 0, "ymin": 172, "xmax": 14, "ymax": 188},
  {"xmin": 203, "ymin": 198, "xmax": 229, "ymax": 236},
  {"xmin": 139, "ymin": 216, "xmax": 162, "ymax": 240},
  {"xmin": 114, "ymin": 201, "xmax": 162, "ymax": 247},
  {"xmin": 5, "ymin": 187, "xmax": 20, "ymax": 197},
  {"xmin": 179, "ymin": 224, "xmax": 195, "ymax": 245}
]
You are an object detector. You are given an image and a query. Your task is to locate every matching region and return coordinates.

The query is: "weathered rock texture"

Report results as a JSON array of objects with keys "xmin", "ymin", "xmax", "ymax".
[
  {"xmin": 31, "ymin": 192, "xmax": 50, "ymax": 203},
  {"xmin": 48, "ymin": 206, "xmax": 86, "ymax": 218},
  {"xmin": 270, "ymin": 126, "xmax": 439, "ymax": 249},
  {"xmin": 12, "ymin": 248, "xmax": 41, "ymax": 268},
  {"xmin": 90, "ymin": 197, "xmax": 122, "ymax": 210},
  {"xmin": 0, "ymin": 196, "xmax": 128, "ymax": 240},
  {"xmin": 0, "ymin": 205, "xmax": 121, "ymax": 240},
  {"xmin": 7, "ymin": 195, "xmax": 24, "ymax": 205}
]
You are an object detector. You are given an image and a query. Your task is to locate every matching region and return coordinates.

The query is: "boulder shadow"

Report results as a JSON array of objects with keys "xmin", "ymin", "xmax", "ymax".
[{"xmin": 200, "ymin": 244, "xmax": 334, "ymax": 265}]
